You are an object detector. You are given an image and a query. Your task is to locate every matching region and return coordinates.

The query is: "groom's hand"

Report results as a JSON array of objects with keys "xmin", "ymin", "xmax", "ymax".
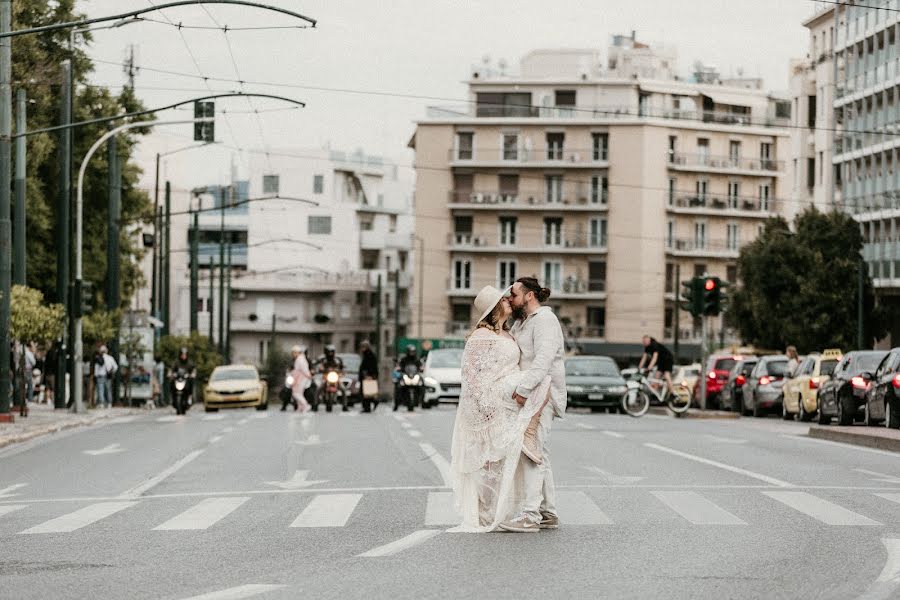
[{"xmin": 512, "ymin": 392, "xmax": 527, "ymax": 406}]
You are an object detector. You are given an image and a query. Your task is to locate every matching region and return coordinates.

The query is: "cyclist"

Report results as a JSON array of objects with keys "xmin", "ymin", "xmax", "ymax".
[{"xmin": 637, "ymin": 335, "xmax": 674, "ymax": 399}]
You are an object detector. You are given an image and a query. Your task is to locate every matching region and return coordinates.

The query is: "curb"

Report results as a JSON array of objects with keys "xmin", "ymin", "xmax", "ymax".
[
  {"xmin": 647, "ymin": 407, "xmax": 740, "ymax": 420},
  {"xmin": 0, "ymin": 410, "xmax": 142, "ymax": 450},
  {"xmin": 807, "ymin": 426, "xmax": 900, "ymax": 453}
]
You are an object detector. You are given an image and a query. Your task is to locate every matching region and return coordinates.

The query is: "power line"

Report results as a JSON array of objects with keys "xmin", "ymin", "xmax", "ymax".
[{"xmin": 806, "ymin": 0, "xmax": 900, "ymax": 13}]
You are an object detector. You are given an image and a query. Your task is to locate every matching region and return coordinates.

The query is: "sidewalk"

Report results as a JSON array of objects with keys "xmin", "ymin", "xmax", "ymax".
[
  {"xmin": 807, "ymin": 424, "xmax": 900, "ymax": 453},
  {"xmin": 0, "ymin": 403, "xmax": 144, "ymax": 449}
]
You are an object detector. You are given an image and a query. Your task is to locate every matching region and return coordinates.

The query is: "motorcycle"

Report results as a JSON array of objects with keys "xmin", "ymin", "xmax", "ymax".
[
  {"xmin": 171, "ymin": 367, "xmax": 193, "ymax": 415},
  {"xmin": 396, "ymin": 363, "xmax": 424, "ymax": 412},
  {"xmin": 279, "ymin": 372, "xmax": 296, "ymax": 411},
  {"xmin": 313, "ymin": 368, "xmax": 347, "ymax": 412}
]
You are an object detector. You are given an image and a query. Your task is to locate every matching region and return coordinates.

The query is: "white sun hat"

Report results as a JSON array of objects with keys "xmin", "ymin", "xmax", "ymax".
[{"xmin": 473, "ymin": 285, "xmax": 510, "ymax": 325}]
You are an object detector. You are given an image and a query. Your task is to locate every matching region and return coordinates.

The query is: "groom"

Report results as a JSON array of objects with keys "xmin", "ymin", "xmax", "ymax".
[{"xmin": 500, "ymin": 276, "xmax": 567, "ymax": 533}]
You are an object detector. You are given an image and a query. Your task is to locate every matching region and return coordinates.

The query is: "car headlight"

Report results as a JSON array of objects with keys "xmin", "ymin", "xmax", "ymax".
[
  {"xmin": 567, "ymin": 385, "xmax": 585, "ymax": 393},
  {"xmin": 424, "ymin": 377, "xmax": 439, "ymax": 387},
  {"xmin": 609, "ymin": 386, "xmax": 627, "ymax": 394},
  {"xmin": 285, "ymin": 376, "xmax": 295, "ymax": 387},
  {"xmin": 326, "ymin": 372, "xmax": 340, "ymax": 384}
]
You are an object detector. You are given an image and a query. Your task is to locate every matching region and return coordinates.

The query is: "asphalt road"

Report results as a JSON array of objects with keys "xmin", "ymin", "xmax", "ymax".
[{"xmin": 1, "ymin": 404, "xmax": 899, "ymax": 600}]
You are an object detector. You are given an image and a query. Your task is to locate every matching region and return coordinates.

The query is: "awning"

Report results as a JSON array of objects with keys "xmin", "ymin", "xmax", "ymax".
[
  {"xmin": 639, "ymin": 82, "xmax": 700, "ymax": 97},
  {"xmin": 699, "ymin": 88, "xmax": 765, "ymax": 109}
]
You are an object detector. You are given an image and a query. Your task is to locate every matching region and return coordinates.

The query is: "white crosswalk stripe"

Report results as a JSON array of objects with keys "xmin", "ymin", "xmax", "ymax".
[
  {"xmin": 424, "ymin": 492, "xmax": 459, "ymax": 526},
  {"xmin": 19, "ymin": 501, "xmax": 138, "ymax": 534},
  {"xmin": 290, "ymin": 494, "xmax": 362, "ymax": 528},
  {"xmin": 154, "ymin": 497, "xmax": 250, "ymax": 531},
  {"xmin": 877, "ymin": 493, "xmax": 900, "ymax": 506},
  {"xmin": 177, "ymin": 584, "xmax": 286, "ymax": 600},
  {"xmin": 763, "ymin": 491, "xmax": 882, "ymax": 526},
  {"xmin": 555, "ymin": 491, "xmax": 612, "ymax": 525},
  {"xmin": 652, "ymin": 491, "xmax": 747, "ymax": 525},
  {"xmin": 0, "ymin": 504, "xmax": 26, "ymax": 518}
]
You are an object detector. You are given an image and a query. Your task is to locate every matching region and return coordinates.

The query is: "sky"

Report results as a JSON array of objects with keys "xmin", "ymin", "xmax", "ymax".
[{"xmin": 79, "ymin": 0, "xmax": 820, "ymax": 199}]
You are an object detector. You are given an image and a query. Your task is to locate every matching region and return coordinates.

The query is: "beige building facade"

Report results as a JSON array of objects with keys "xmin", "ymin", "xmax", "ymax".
[{"xmin": 412, "ymin": 45, "xmax": 791, "ymax": 360}]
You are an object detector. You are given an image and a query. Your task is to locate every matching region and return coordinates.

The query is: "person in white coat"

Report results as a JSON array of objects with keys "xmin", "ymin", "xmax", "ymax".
[{"xmin": 290, "ymin": 345, "xmax": 312, "ymax": 412}]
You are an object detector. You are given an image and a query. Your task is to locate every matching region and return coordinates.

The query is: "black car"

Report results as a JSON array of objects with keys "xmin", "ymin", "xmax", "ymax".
[
  {"xmin": 565, "ymin": 356, "xmax": 628, "ymax": 412},
  {"xmin": 863, "ymin": 347, "xmax": 900, "ymax": 428},
  {"xmin": 817, "ymin": 350, "xmax": 887, "ymax": 426},
  {"xmin": 720, "ymin": 358, "xmax": 757, "ymax": 413}
]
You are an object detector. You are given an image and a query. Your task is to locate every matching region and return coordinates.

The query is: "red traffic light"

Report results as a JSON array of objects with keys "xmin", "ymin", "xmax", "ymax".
[{"xmin": 704, "ymin": 278, "xmax": 717, "ymax": 291}]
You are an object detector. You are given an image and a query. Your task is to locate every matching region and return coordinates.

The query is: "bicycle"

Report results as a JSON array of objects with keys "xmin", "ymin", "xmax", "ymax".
[{"xmin": 622, "ymin": 370, "xmax": 691, "ymax": 417}]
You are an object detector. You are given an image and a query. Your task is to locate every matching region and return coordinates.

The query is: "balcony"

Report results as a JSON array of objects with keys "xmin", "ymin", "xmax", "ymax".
[
  {"xmin": 359, "ymin": 230, "xmax": 412, "ymax": 250},
  {"xmin": 366, "ymin": 269, "xmax": 412, "ymax": 289},
  {"xmin": 665, "ymin": 238, "xmax": 740, "ymax": 259},
  {"xmin": 449, "ymin": 147, "xmax": 609, "ymax": 168},
  {"xmin": 668, "ymin": 152, "xmax": 783, "ymax": 174},
  {"xmin": 666, "ymin": 193, "xmax": 775, "ymax": 217},
  {"xmin": 197, "ymin": 243, "xmax": 248, "ymax": 267},
  {"xmin": 448, "ymin": 232, "xmax": 608, "ymax": 254},
  {"xmin": 552, "ymin": 278, "xmax": 606, "ymax": 300},
  {"xmin": 447, "ymin": 190, "xmax": 608, "ymax": 211}
]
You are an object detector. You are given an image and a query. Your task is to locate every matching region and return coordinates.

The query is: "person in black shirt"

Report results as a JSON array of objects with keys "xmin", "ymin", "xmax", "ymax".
[{"xmin": 638, "ymin": 335, "xmax": 674, "ymax": 397}]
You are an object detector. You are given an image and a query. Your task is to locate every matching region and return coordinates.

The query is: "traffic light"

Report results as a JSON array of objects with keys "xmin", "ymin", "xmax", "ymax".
[
  {"xmin": 71, "ymin": 280, "xmax": 94, "ymax": 318},
  {"xmin": 680, "ymin": 277, "xmax": 703, "ymax": 317},
  {"xmin": 194, "ymin": 101, "xmax": 215, "ymax": 142},
  {"xmin": 702, "ymin": 277, "xmax": 722, "ymax": 316}
]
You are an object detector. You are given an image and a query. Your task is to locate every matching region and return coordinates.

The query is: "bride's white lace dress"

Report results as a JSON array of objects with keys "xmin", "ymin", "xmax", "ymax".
[{"xmin": 448, "ymin": 328, "xmax": 551, "ymax": 532}]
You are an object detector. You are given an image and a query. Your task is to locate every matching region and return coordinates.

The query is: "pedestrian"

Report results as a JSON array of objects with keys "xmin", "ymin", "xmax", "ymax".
[
  {"xmin": 94, "ymin": 345, "xmax": 118, "ymax": 409},
  {"xmin": 288, "ymin": 345, "xmax": 312, "ymax": 412},
  {"xmin": 24, "ymin": 342, "xmax": 36, "ymax": 405},
  {"xmin": 358, "ymin": 340, "xmax": 379, "ymax": 412},
  {"xmin": 44, "ymin": 342, "xmax": 58, "ymax": 406},
  {"xmin": 150, "ymin": 355, "xmax": 164, "ymax": 409},
  {"xmin": 786, "ymin": 345, "xmax": 800, "ymax": 377}
]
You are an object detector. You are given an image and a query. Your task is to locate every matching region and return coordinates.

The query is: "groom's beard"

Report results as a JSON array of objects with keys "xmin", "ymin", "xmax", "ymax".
[{"xmin": 511, "ymin": 305, "xmax": 527, "ymax": 321}]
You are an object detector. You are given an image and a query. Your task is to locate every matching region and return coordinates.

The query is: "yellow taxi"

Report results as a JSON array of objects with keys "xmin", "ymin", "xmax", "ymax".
[
  {"xmin": 781, "ymin": 349, "xmax": 842, "ymax": 421},
  {"xmin": 204, "ymin": 365, "xmax": 268, "ymax": 412},
  {"xmin": 673, "ymin": 363, "xmax": 702, "ymax": 406}
]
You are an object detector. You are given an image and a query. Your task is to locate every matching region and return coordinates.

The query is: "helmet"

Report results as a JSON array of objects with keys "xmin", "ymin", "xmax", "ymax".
[
  {"xmin": 406, "ymin": 344, "xmax": 417, "ymax": 356},
  {"xmin": 324, "ymin": 344, "xmax": 336, "ymax": 356},
  {"xmin": 179, "ymin": 346, "xmax": 188, "ymax": 359}
]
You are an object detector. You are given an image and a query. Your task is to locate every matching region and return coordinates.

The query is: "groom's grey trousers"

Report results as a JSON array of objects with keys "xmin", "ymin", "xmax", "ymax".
[{"xmin": 520, "ymin": 403, "xmax": 557, "ymax": 523}]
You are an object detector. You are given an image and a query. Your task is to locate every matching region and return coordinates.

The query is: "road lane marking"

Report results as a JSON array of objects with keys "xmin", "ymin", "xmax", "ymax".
[
  {"xmin": 290, "ymin": 494, "xmax": 362, "ymax": 527},
  {"xmin": 156, "ymin": 415, "xmax": 180, "ymax": 423},
  {"xmin": 652, "ymin": 491, "xmax": 746, "ymax": 525},
  {"xmin": 581, "ymin": 467, "xmax": 643, "ymax": 484},
  {"xmin": 107, "ymin": 416, "xmax": 138, "ymax": 424},
  {"xmin": 338, "ymin": 411, "xmax": 360, "ymax": 417},
  {"xmin": 876, "ymin": 493, "xmax": 900, "ymax": 505},
  {"xmin": 782, "ymin": 434, "xmax": 900, "ymax": 458},
  {"xmin": 400, "ymin": 422, "xmax": 412, "ymax": 429},
  {"xmin": 419, "ymin": 443, "xmax": 452, "ymax": 487},
  {"xmin": 209, "ymin": 436, "xmax": 223, "ymax": 444},
  {"xmin": 19, "ymin": 501, "xmax": 137, "ymax": 534},
  {"xmin": 117, "ymin": 449, "xmax": 205, "ymax": 499},
  {"xmin": 295, "ymin": 434, "xmax": 324, "ymax": 447},
  {"xmin": 393, "ymin": 414, "xmax": 407, "ymax": 422},
  {"xmin": 644, "ymin": 443, "xmax": 793, "ymax": 487},
  {"xmin": 704, "ymin": 435, "xmax": 747, "ymax": 444},
  {"xmin": 265, "ymin": 470, "xmax": 328, "ymax": 490},
  {"xmin": 177, "ymin": 584, "xmax": 286, "ymax": 600},
  {"xmin": 763, "ymin": 491, "xmax": 881, "ymax": 526},
  {"xmin": 0, "ymin": 505, "xmax": 26, "ymax": 517},
  {"xmin": 0, "ymin": 483, "xmax": 28, "ymax": 498},
  {"xmin": 83, "ymin": 443, "xmax": 125, "ymax": 456},
  {"xmin": 601, "ymin": 430, "xmax": 625, "ymax": 438},
  {"xmin": 237, "ymin": 418, "xmax": 250, "ymax": 425},
  {"xmin": 357, "ymin": 529, "xmax": 442, "ymax": 557},
  {"xmin": 575, "ymin": 423, "xmax": 596, "ymax": 431},
  {"xmin": 154, "ymin": 497, "xmax": 250, "ymax": 530},
  {"xmin": 856, "ymin": 469, "xmax": 900, "ymax": 484},
  {"xmin": 408, "ymin": 429, "xmax": 423, "ymax": 438},
  {"xmin": 201, "ymin": 414, "xmax": 225, "ymax": 421},
  {"xmin": 425, "ymin": 492, "xmax": 459, "ymax": 526},
  {"xmin": 856, "ymin": 539, "xmax": 900, "ymax": 600},
  {"xmin": 555, "ymin": 491, "xmax": 613, "ymax": 524},
  {"xmin": 251, "ymin": 413, "xmax": 269, "ymax": 419}
]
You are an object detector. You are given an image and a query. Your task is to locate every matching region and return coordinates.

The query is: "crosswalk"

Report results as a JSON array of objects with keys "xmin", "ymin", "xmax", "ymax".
[{"xmin": 2, "ymin": 488, "xmax": 899, "ymax": 535}]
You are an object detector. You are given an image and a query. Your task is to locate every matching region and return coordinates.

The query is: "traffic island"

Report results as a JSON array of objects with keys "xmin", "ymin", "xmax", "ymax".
[
  {"xmin": 648, "ymin": 407, "xmax": 740, "ymax": 419},
  {"xmin": 807, "ymin": 425, "xmax": 900, "ymax": 453}
]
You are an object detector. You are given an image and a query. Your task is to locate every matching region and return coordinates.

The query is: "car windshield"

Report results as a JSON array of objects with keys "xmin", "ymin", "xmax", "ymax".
[
  {"xmin": 765, "ymin": 360, "xmax": 789, "ymax": 377},
  {"xmin": 846, "ymin": 352, "xmax": 886, "ymax": 375},
  {"xmin": 429, "ymin": 350, "xmax": 463, "ymax": 368},
  {"xmin": 565, "ymin": 359, "xmax": 619, "ymax": 377},
  {"xmin": 211, "ymin": 369, "xmax": 257, "ymax": 382},
  {"xmin": 820, "ymin": 359, "xmax": 839, "ymax": 376},
  {"xmin": 338, "ymin": 354, "xmax": 361, "ymax": 372},
  {"xmin": 741, "ymin": 361, "xmax": 758, "ymax": 375},
  {"xmin": 714, "ymin": 358, "xmax": 737, "ymax": 372}
]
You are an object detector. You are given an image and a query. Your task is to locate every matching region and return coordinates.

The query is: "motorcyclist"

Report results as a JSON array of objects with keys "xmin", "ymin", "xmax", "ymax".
[
  {"xmin": 317, "ymin": 344, "xmax": 346, "ymax": 411},
  {"xmin": 170, "ymin": 347, "xmax": 196, "ymax": 403},
  {"xmin": 394, "ymin": 345, "xmax": 423, "ymax": 411}
]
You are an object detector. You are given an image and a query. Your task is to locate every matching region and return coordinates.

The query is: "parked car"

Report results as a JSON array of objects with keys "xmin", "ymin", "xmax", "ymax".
[
  {"xmin": 422, "ymin": 348, "xmax": 464, "ymax": 405},
  {"xmin": 204, "ymin": 365, "xmax": 268, "ymax": 411},
  {"xmin": 781, "ymin": 349, "xmax": 842, "ymax": 421},
  {"xmin": 694, "ymin": 355, "xmax": 741, "ymax": 409},
  {"xmin": 565, "ymin": 356, "xmax": 628, "ymax": 412},
  {"xmin": 672, "ymin": 363, "xmax": 701, "ymax": 406},
  {"xmin": 817, "ymin": 350, "xmax": 887, "ymax": 426},
  {"xmin": 862, "ymin": 347, "xmax": 900, "ymax": 428},
  {"xmin": 742, "ymin": 355, "xmax": 789, "ymax": 417},
  {"xmin": 720, "ymin": 357, "xmax": 757, "ymax": 413}
]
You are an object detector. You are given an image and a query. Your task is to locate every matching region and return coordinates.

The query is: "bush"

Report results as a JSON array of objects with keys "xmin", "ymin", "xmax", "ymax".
[{"xmin": 158, "ymin": 332, "xmax": 223, "ymax": 383}]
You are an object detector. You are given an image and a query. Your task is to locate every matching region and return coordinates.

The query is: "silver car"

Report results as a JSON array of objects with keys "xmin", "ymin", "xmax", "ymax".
[{"xmin": 743, "ymin": 355, "xmax": 789, "ymax": 418}]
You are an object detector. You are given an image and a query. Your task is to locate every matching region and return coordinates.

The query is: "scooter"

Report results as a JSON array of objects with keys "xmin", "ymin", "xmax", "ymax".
[
  {"xmin": 172, "ymin": 367, "xmax": 193, "ymax": 415},
  {"xmin": 395, "ymin": 363, "xmax": 424, "ymax": 412},
  {"xmin": 313, "ymin": 368, "xmax": 347, "ymax": 412}
]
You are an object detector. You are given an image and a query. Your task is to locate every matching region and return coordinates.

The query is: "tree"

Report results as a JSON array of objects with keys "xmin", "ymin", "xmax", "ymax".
[
  {"xmin": 159, "ymin": 333, "xmax": 223, "ymax": 384},
  {"xmin": 729, "ymin": 209, "xmax": 886, "ymax": 352},
  {"xmin": 9, "ymin": 285, "xmax": 65, "ymax": 407}
]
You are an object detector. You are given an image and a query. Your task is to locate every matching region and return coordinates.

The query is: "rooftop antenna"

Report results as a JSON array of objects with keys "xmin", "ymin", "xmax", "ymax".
[{"xmin": 123, "ymin": 44, "xmax": 139, "ymax": 90}]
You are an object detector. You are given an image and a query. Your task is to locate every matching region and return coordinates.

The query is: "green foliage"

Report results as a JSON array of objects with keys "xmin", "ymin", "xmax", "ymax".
[
  {"xmin": 159, "ymin": 333, "xmax": 223, "ymax": 383},
  {"xmin": 13, "ymin": 1, "xmax": 153, "ymax": 307},
  {"xmin": 262, "ymin": 343, "xmax": 291, "ymax": 394},
  {"xmin": 82, "ymin": 309, "xmax": 118, "ymax": 352},
  {"xmin": 9, "ymin": 285, "xmax": 64, "ymax": 344},
  {"xmin": 729, "ymin": 209, "xmax": 886, "ymax": 352}
]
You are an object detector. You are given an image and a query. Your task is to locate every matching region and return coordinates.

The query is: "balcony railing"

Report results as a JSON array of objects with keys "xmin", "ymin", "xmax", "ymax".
[
  {"xmin": 558, "ymin": 278, "xmax": 606, "ymax": 294},
  {"xmin": 449, "ymin": 147, "xmax": 608, "ymax": 164},
  {"xmin": 666, "ymin": 238, "xmax": 740, "ymax": 255},
  {"xmin": 448, "ymin": 232, "xmax": 608, "ymax": 251},
  {"xmin": 668, "ymin": 192, "xmax": 774, "ymax": 214},
  {"xmin": 448, "ymin": 190, "xmax": 608, "ymax": 208},
  {"xmin": 669, "ymin": 152, "xmax": 783, "ymax": 172}
]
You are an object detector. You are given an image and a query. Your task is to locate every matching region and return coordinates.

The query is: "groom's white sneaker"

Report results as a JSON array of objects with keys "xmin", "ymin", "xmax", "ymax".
[
  {"xmin": 498, "ymin": 516, "xmax": 540, "ymax": 533},
  {"xmin": 539, "ymin": 513, "xmax": 559, "ymax": 529}
]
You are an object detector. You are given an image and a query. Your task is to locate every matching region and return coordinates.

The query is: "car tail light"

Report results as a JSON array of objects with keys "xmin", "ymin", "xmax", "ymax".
[
  {"xmin": 736, "ymin": 375, "xmax": 746, "ymax": 386},
  {"xmin": 851, "ymin": 376, "xmax": 868, "ymax": 390},
  {"xmin": 892, "ymin": 374, "xmax": 900, "ymax": 389},
  {"xmin": 809, "ymin": 379, "xmax": 819, "ymax": 390},
  {"xmin": 759, "ymin": 376, "xmax": 771, "ymax": 386}
]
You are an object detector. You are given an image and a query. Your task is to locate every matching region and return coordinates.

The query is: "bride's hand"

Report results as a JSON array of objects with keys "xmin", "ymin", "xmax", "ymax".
[{"xmin": 512, "ymin": 392, "xmax": 527, "ymax": 406}]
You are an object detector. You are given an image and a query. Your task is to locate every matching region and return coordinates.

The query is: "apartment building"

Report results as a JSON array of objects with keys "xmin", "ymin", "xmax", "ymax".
[{"xmin": 412, "ymin": 40, "xmax": 791, "ymax": 360}]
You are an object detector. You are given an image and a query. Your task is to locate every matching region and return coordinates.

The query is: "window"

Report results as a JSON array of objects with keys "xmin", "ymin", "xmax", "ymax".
[
  {"xmin": 498, "ymin": 174, "xmax": 519, "ymax": 201},
  {"xmin": 588, "ymin": 261, "xmax": 606, "ymax": 292},
  {"xmin": 694, "ymin": 222, "xmax": 707, "ymax": 249},
  {"xmin": 807, "ymin": 95, "xmax": 817, "ymax": 128},
  {"xmin": 359, "ymin": 215, "xmax": 374, "ymax": 231},
  {"xmin": 545, "ymin": 175, "xmax": 563, "ymax": 203},
  {"xmin": 693, "ymin": 263, "xmax": 707, "ymax": 278},
  {"xmin": 664, "ymin": 307, "xmax": 674, "ymax": 338},
  {"xmin": 807, "ymin": 157, "xmax": 815, "ymax": 189},
  {"xmin": 793, "ymin": 159, "xmax": 799, "ymax": 189},
  {"xmin": 726, "ymin": 265, "xmax": 737, "ymax": 284},
  {"xmin": 544, "ymin": 217, "xmax": 563, "ymax": 246},
  {"xmin": 759, "ymin": 184, "xmax": 771, "ymax": 211},
  {"xmin": 586, "ymin": 306, "xmax": 606, "ymax": 337},
  {"xmin": 456, "ymin": 132, "xmax": 474, "ymax": 160},
  {"xmin": 476, "ymin": 92, "xmax": 533, "ymax": 117},
  {"xmin": 554, "ymin": 90, "xmax": 576, "ymax": 115},
  {"xmin": 499, "ymin": 216, "xmax": 517, "ymax": 246},
  {"xmin": 668, "ymin": 135, "xmax": 677, "ymax": 163},
  {"xmin": 589, "ymin": 217, "xmax": 607, "ymax": 248},
  {"xmin": 593, "ymin": 133, "xmax": 609, "ymax": 161},
  {"xmin": 728, "ymin": 141, "xmax": 741, "ymax": 166},
  {"xmin": 543, "ymin": 261, "xmax": 562, "ymax": 290},
  {"xmin": 697, "ymin": 138, "xmax": 710, "ymax": 165},
  {"xmin": 668, "ymin": 178, "xmax": 676, "ymax": 206},
  {"xmin": 308, "ymin": 216, "xmax": 332, "ymax": 234},
  {"xmin": 728, "ymin": 181, "xmax": 740, "ymax": 208},
  {"xmin": 726, "ymin": 223, "xmax": 739, "ymax": 250},
  {"xmin": 546, "ymin": 132, "xmax": 565, "ymax": 160},
  {"xmin": 452, "ymin": 259, "xmax": 471, "ymax": 290},
  {"xmin": 313, "ymin": 174, "xmax": 324, "ymax": 194},
  {"xmin": 497, "ymin": 260, "xmax": 517, "ymax": 288},
  {"xmin": 262, "ymin": 174, "xmax": 279, "ymax": 195},
  {"xmin": 591, "ymin": 175, "xmax": 608, "ymax": 205},
  {"xmin": 819, "ymin": 151, "xmax": 824, "ymax": 184},
  {"xmin": 502, "ymin": 133, "xmax": 519, "ymax": 160},
  {"xmin": 453, "ymin": 215, "xmax": 473, "ymax": 243},
  {"xmin": 665, "ymin": 263, "xmax": 674, "ymax": 293},
  {"xmin": 452, "ymin": 303, "xmax": 471, "ymax": 323},
  {"xmin": 666, "ymin": 220, "xmax": 674, "ymax": 248},
  {"xmin": 696, "ymin": 179, "xmax": 709, "ymax": 202},
  {"xmin": 389, "ymin": 214, "xmax": 397, "ymax": 233}
]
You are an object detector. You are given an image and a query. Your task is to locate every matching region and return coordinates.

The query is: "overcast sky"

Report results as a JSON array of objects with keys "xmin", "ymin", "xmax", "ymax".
[{"xmin": 81, "ymin": 0, "xmax": 819, "ymax": 197}]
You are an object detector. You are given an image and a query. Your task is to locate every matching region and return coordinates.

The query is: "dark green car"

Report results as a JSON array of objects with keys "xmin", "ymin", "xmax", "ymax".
[{"xmin": 564, "ymin": 356, "xmax": 628, "ymax": 412}]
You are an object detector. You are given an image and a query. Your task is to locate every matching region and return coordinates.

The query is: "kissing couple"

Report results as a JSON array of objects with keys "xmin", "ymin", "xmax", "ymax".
[{"xmin": 448, "ymin": 276, "xmax": 567, "ymax": 533}]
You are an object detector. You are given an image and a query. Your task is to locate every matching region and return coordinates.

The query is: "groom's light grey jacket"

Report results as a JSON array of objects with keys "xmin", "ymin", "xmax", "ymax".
[{"xmin": 509, "ymin": 306, "xmax": 567, "ymax": 417}]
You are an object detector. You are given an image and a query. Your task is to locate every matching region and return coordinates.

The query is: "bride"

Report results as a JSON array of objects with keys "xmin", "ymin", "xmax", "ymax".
[{"xmin": 448, "ymin": 285, "xmax": 551, "ymax": 532}]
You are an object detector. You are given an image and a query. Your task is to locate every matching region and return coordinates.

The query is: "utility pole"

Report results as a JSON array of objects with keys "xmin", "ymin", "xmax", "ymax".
[
  {"xmin": 858, "ymin": 259, "xmax": 865, "ymax": 350},
  {"xmin": 189, "ymin": 207, "xmax": 198, "ymax": 333},
  {"xmin": 225, "ymin": 242, "xmax": 232, "ymax": 363},
  {"xmin": 13, "ymin": 88, "xmax": 24, "ymax": 286},
  {"xmin": 163, "ymin": 181, "xmax": 171, "ymax": 336},
  {"xmin": 393, "ymin": 269, "xmax": 400, "ymax": 356},
  {"xmin": 56, "ymin": 60, "xmax": 72, "ymax": 410},
  {"xmin": 0, "ymin": 0, "xmax": 13, "ymax": 418},
  {"xmin": 218, "ymin": 188, "xmax": 225, "ymax": 356},
  {"xmin": 375, "ymin": 274, "xmax": 382, "ymax": 362},
  {"xmin": 107, "ymin": 136, "xmax": 121, "ymax": 405},
  {"xmin": 673, "ymin": 264, "xmax": 680, "ymax": 364},
  {"xmin": 150, "ymin": 153, "xmax": 160, "ymax": 319},
  {"xmin": 699, "ymin": 316, "xmax": 708, "ymax": 411},
  {"xmin": 269, "ymin": 313, "xmax": 276, "ymax": 356},
  {"xmin": 208, "ymin": 256, "xmax": 215, "ymax": 345}
]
